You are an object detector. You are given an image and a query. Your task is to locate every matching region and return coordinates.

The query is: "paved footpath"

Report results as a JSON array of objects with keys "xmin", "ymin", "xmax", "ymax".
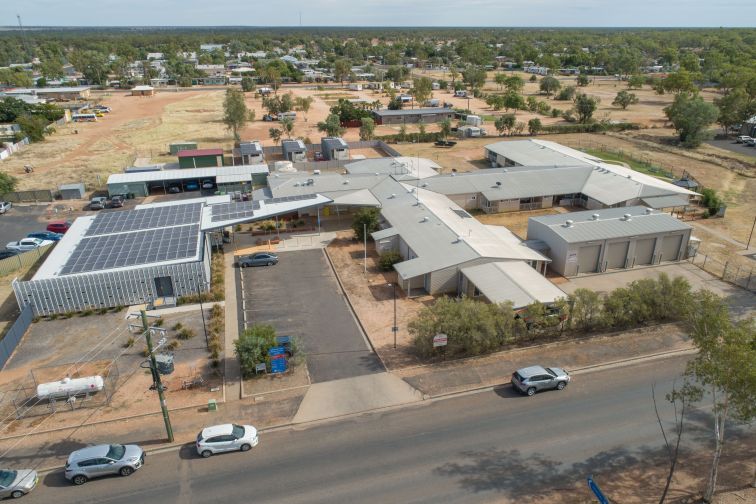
[{"xmin": 0, "ymin": 323, "xmax": 693, "ymax": 472}]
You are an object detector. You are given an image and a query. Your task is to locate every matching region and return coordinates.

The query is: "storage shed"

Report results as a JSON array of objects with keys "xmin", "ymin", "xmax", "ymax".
[
  {"xmin": 131, "ymin": 85, "xmax": 155, "ymax": 97},
  {"xmin": 282, "ymin": 140, "xmax": 307, "ymax": 162},
  {"xmin": 526, "ymin": 207, "xmax": 693, "ymax": 277},
  {"xmin": 58, "ymin": 183, "xmax": 86, "ymax": 200},
  {"xmin": 178, "ymin": 148, "xmax": 224, "ymax": 169},
  {"xmin": 371, "ymin": 107, "xmax": 455, "ymax": 126},
  {"xmin": 235, "ymin": 141, "xmax": 264, "ymax": 164},
  {"xmin": 320, "ymin": 137, "xmax": 350, "ymax": 161}
]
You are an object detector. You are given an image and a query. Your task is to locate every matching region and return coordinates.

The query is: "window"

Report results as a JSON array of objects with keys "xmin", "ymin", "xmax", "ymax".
[
  {"xmin": 232, "ymin": 424, "xmax": 245, "ymax": 439},
  {"xmin": 106, "ymin": 444, "xmax": 126, "ymax": 460}
]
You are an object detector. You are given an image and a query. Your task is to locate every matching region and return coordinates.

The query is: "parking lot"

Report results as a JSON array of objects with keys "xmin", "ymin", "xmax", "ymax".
[
  {"xmin": 238, "ymin": 248, "xmax": 384, "ymax": 383},
  {"xmin": 706, "ymin": 138, "xmax": 756, "ymax": 158}
]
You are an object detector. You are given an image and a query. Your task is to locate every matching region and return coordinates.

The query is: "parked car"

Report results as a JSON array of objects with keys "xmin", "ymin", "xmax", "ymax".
[
  {"xmin": 747, "ymin": 138, "xmax": 756, "ymax": 147},
  {"xmin": 0, "ymin": 250, "xmax": 19, "ymax": 260},
  {"xmin": 196, "ymin": 424, "xmax": 259, "ymax": 458},
  {"xmin": 64, "ymin": 444, "xmax": 145, "ymax": 485},
  {"xmin": 93, "ymin": 105, "xmax": 111, "ymax": 113},
  {"xmin": 0, "ymin": 201, "xmax": 11, "ymax": 215},
  {"xmin": 108, "ymin": 195, "xmax": 124, "ymax": 208},
  {"xmin": 511, "ymin": 366, "xmax": 571, "ymax": 396},
  {"xmin": 88, "ymin": 197, "xmax": 107, "ymax": 210},
  {"xmin": 27, "ymin": 231, "xmax": 63, "ymax": 242},
  {"xmin": 0, "ymin": 468, "xmax": 38, "ymax": 498},
  {"xmin": 201, "ymin": 179, "xmax": 214, "ymax": 189},
  {"xmin": 736, "ymin": 135, "xmax": 752, "ymax": 143},
  {"xmin": 167, "ymin": 185, "xmax": 181, "ymax": 194},
  {"xmin": 6, "ymin": 238, "xmax": 53, "ymax": 252},
  {"xmin": 185, "ymin": 182, "xmax": 199, "ymax": 191},
  {"xmin": 262, "ymin": 114, "xmax": 276, "ymax": 122},
  {"xmin": 237, "ymin": 252, "xmax": 279, "ymax": 267},
  {"xmin": 313, "ymin": 151, "xmax": 324, "ymax": 161},
  {"xmin": 46, "ymin": 221, "xmax": 71, "ymax": 234}
]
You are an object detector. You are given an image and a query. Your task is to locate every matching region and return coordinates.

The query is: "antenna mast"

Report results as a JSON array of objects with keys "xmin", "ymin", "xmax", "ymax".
[{"xmin": 17, "ymin": 14, "xmax": 33, "ymax": 61}]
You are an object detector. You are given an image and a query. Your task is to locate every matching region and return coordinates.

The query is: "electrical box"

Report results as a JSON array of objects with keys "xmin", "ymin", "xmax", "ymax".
[{"xmin": 155, "ymin": 353, "xmax": 174, "ymax": 375}]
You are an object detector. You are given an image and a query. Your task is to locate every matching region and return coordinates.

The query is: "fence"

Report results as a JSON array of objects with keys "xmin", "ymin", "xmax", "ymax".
[
  {"xmin": 0, "ymin": 244, "xmax": 55, "ymax": 277},
  {"xmin": 0, "ymin": 137, "xmax": 29, "ymax": 161},
  {"xmin": 0, "ymin": 189, "xmax": 54, "ymax": 203},
  {"xmin": 0, "ymin": 304, "xmax": 33, "ymax": 370},
  {"xmin": 689, "ymin": 254, "xmax": 756, "ymax": 292}
]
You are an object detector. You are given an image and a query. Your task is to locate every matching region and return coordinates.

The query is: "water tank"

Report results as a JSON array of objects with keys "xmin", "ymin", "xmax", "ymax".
[
  {"xmin": 36, "ymin": 376, "xmax": 104, "ymax": 400},
  {"xmin": 274, "ymin": 160, "xmax": 296, "ymax": 173}
]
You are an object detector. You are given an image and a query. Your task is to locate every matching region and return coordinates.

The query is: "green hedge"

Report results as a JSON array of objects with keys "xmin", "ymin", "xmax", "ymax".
[{"xmin": 540, "ymin": 122, "xmax": 640, "ymax": 134}]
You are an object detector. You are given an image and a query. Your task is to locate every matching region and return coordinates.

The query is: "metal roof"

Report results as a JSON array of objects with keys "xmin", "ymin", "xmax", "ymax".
[
  {"xmin": 177, "ymin": 148, "xmax": 223, "ymax": 158},
  {"xmin": 345, "ymin": 157, "xmax": 440, "ymax": 180},
  {"xmin": 529, "ymin": 206, "xmax": 692, "ymax": 244},
  {"xmin": 282, "ymin": 139, "xmax": 306, "ymax": 152},
  {"xmin": 372, "ymin": 107, "xmax": 454, "ymax": 117},
  {"xmin": 107, "ymin": 165, "xmax": 269, "ymax": 185},
  {"xmin": 640, "ymin": 194, "xmax": 691, "ymax": 209},
  {"xmin": 461, "ymin": 261, "xmax": 566, "ymax": 309},
  {"xmin": 485, "ymin": 139, "xmax": 596, "ymax": 167},
  {"xmin": 321, "ymin": 137, "xmax": 348, "ymax": 149},
  {"xmin": 238, "ymin": 141, "xmax": 263, "ymax": 155}
]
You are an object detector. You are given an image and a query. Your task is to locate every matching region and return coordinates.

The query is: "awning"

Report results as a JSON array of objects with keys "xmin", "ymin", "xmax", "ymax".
[
  {"xmin": 640, "ymin": 194, "xmax": 690, "ymax": 209},
  {"xmin": 461, "ymin": 261, "xmax": 566, "ymax": 309}
]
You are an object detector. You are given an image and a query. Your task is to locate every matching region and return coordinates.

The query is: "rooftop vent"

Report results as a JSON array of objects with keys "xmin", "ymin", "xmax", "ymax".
[
  {"xmin": 455, "ymin": 236, "xmax": 464, "ymax": 243},
  {"xmin": 313, "ymin": 170, "xmax": 321, "ymax": 175},
  {"xmin": 293, "ymin": 182, "xmax": 300, "ymax": 187},
  {"xmin": 496, "ymin": 181, "xmax": 502, "ymax": 187},
  {"xmin": 626, "ymin": 175, "xmax": 632, "ymax": 179},
  {"xmin": 421, "ymin": 182, "xmax": 429, "ymax": 187},
  {"xmin": 592, "ymin": 213, "xmax": 600, "ymax": 220},
  {"xmin": 645, "ymin": 208, "xmax": 653, "ymax": 214},
  {"xmin": 421, "ymin": 216, "xmax": 429, "ymax": 223},
  {"xmin": 451, "ymin": 173, "xmax": 456, "ymax": 177},
  {"xmin": 306, "ymin": 178, "xmax": 314, "ymax": 186},
  {"xmin": 623, "ymin": 214, "xmax": 632, "ymax": 221},
  {"xmin": 564, "ymin": 219, "xmax": 574, "ymax": 228},
  {"xmin": 390, "ymin": 193, "xmax": 397, "ymax": 199},
  {"xmin": 343, "ymin": 179, "xmax": 350, "ymax": 185}
]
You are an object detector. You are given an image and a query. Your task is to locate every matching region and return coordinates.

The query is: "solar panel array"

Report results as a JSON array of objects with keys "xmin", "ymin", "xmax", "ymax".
[
  {"xmin": 264, "ymin": 194, "xmax": 319, "ymax": 205},
  {"xmin": 210, "ymin": 200, "xmax": 261, "ymax": 223},
  {"xmin": 85, "ymin": 203, "xmax": 203, "ymax": 237},
  {"xmin": 452, "ymin": 209, "xmax": 473, "ymax": 219},
  {"xmin": 61, "ymin": 225, "xmax": 200, "ymax": 275}
]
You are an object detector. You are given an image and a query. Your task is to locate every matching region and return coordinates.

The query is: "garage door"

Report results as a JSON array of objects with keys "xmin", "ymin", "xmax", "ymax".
[
  {"xmin": 634, "ymin": 238, "xmax": 656, "ymax": 266},
  {"xmin": 660, "ymin": 234, "xmax": 683, "ymax": 262},
  {"xmin": 606, "ymin": 241, "xmax": 630, "ymax": 270},
  {"xmin": 577, "ymin": 244, "xmax": 601, "ymax": 274}
]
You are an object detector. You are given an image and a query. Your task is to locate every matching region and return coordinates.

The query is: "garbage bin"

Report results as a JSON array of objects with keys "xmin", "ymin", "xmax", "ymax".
[{"xmin": 208, "ymin": 399, "xmax": 217, "ymax": 412}]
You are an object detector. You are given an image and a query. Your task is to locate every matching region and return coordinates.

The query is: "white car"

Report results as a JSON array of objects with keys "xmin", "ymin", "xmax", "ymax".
[
  {"xmin": 0, "ymin": 469, "xmax": 38, "ymax": 498},
  {"xmin": 0, "ymin": 201, "xmax": 11, "ymax": 214},
  {"xmin": 736, "ymin": 135, "xmax": 752, "ymax": 144},
  {"xmin": 6, "ymin": 238, "xmax": 53, "ymax": 252},
  {"xmin": 747, "ymin": 138, "xmax": 756, "ymax": 147},
  {"xmin": 196, "ymin": 424, "xmax": 259, "ymax": 458}
]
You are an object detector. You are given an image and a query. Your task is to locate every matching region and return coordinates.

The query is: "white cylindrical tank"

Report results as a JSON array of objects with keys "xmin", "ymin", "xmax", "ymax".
[
  {"xmin": 274, "ymin": 161, "xmax": 296, "ymax": 173},
  {"xmin": 36, "ymin": 376, "xmax": 104, "ymax": 400}
]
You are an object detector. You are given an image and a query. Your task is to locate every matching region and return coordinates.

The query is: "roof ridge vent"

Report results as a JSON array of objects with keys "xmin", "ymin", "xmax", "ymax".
[
  {"xmin": 645, "ymin": 208, "xmax": 653, "ymax": 214},
  {"xmin": 622, "ymin": 213, "xmax": 632, "ymax": 221},
  {"xmin": 591, "ymin": 213, "xmax": 600, "ymax": 220},
  {"xmin": 421, "ymin": 216, "xmax": 429, "ymax": 222},
  {"xmin": 564, "ymin": 219, "xmax": 574, "ymax": 228}
]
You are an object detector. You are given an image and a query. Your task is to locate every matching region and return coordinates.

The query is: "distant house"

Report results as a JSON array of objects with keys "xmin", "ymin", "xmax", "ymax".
[
  {"xmin": 235, "ymin": 141, "xmax": 264, "ymax": 165},
  {"xmin": 200, "ymin": 43, "xmax": 225, "ymax": 52},
  {"xmin": 178, "ymin": 148, "xmax": 224, "ymax": 169},
  {"xmin": 371, "ymin": 107, "xmax": 454, "ymax": 126},
  {"xmin": 146, "ymin": 52, "xmax": 164, "ymax": 60},
  {"xmin": 282, "ymin": 139, "xmax": 307, "ymax": 162},
  {"xmin": 4, "ymin": 86, "xmax": 91, "ymax": 101},
  {"xmin": 195, "ymin": 64, "xmax": 226, "ymax": 76},
  {"xmin": 131, "ymin": 85, "xmax": 155, "ymax": 97},
  {"xmin": 321, "ymin": 137, "xmax": 349, "ymax": 161},
  {"xmin": 191, "ymin": 76, "xmax": 227, "ymax": 86}
]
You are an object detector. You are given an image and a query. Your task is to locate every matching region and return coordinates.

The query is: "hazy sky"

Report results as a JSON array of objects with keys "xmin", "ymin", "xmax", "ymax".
[{"xmin": 7, "ymin": 0, "xmax": 756, "ymax": 27}]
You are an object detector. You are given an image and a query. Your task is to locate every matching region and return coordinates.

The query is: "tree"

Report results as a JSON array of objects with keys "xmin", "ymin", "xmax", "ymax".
[
  {"xmin": 234, "ymin": 324, "xmax": 277, "ymax": 377},
  {"xmin": 502, "ymin": 91, "xmax": 525, "ymax": 113},
  {"xmin": 576, "ymin": 74, "xmax": 590, "ymax": 87},
  {"xmin": 241, "ymin": 77, "xmax": 255, "ymax": 92},
  {"xmin": 0, "ymin": 172, "xmax": 18, "ymax": 195},
  {"xmin": 268, "ymin": 127, "xmax": 282, "ymax": 145},
  {"xmin": 69, "ymin": 50, "xmax": 109, "ymax": 85},
  {"xmin": 675, "ymin": 291, "xmax": 755, "ymax": 503},
  {"xmin": 222, "ymin": 88, "xmax": 252, "ymax": 141},
  {"xmin": 37, "ymin": 58, "xmax": 65, "ymax": 80},
  {"xmin": 714, "ymin": 88, "xmax": 749, "ymax": 136},
  {"xmin": 359, "ymin": 117, "xmax": 375, "ymax": 141},
  {"xmin": 653, "ymin": 381, "xmax": 689, "ymax": 504},
  {"xmin": 662, "ymin": 71, "xmax": 697, "ymax": 95},
  {"xmin": 539, "ymin": 76, "xmax": 561, "ymax": 97},
  {"xmin": 412, "ymin": 77, "xmax": 434, "ymax": 105},
  {"xmin": 555, "ymin": 85, "xmax": 576, "ymax": 101},
  {"xmin": 448, "ymin": 65, "xmax": 459, "ymax": 90},
  {"xmin": 387, "ymin": 96, "xmax": 403, "ymax": 110},
  {"xmin": 527, "ymin": 118, "xmax": 542, "ymax": 136},
  {"xmin": 504, "ymin": 75, "xmax": 525, "ymax": 93},
  {"xmin": 0, "ymin": 68, "xmax": 33, "ymax": 87},
  {"xmin": 627, "ymin": 74, "xmax": 645, "ymax": 90},
  {"xmin": 280, "ymin": 117, "xmax": 294, "ymax": 139},
  {"xmin": 17, "ymin": 115, "xmax": 52, "ymax": 142},
  {"xmin": 612, "ymin": 90, "xmax": 639, "ymax": 110},
  {"xmin": 529, "ymin": 74, "xmax": 537, "ymax": 82},
  {"xmin": 485, "ymin": 94, "xmax": 505, "ymax": 111},
  {"xmin": 334, "ymin": 59, "xmax": 351, "ymax": 86},
  {"xmin": 462, "ymin": 66, "xmax": 486, "ymax": 91},
  {"xmin": 664, "ymin": 93, "xmax": 719, "ymax": 148},
  {"xmin": 352, "ymin": 207, "xmax": 380, "ymax": 241},
  {"xmin": 494, "ymin": 73, "xmax": 507, "ymax": 90},
  {"xmin": 294, "ymin": 96, "xmax": 313, "ymax": 122},
  {"xmin": 317, "ymin": 113, "xmax": 344, "ymax": 137},
  {"xmin": 439, "ymin": 118, "xmax": 452, "ymax": 140},
  {"xmin": 526, "ymin": 96, "xmax": 539, "ymax": 112},
  {"xmin": 573, "ymin": 93, "xmax": 599, "ymax": 123},
  {"xmin": 494, "ymin": 114, "xmax": 516, "ymax": 136}
]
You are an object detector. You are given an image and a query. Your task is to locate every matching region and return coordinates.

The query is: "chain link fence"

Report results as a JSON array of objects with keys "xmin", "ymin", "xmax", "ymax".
[{"xmin": 689, "ymin": 254, "xmax": 756, "ymax": 292}]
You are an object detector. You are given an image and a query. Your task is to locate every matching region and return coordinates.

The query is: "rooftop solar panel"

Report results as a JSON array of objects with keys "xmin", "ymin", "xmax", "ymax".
[
  {"xmin": 263, "ymin": 194, "xmax": 318, "ymax": 205},
  {"xmin": 61, "ymin": 224, "xmax": 200, "ymax": 275},
  {"xmin": 85, "ymin": 203, "xmax": 202, "ymax": 237},
  {"xmin": 210, "ymin": 200, "xmax": 260, "ymax": 223}
]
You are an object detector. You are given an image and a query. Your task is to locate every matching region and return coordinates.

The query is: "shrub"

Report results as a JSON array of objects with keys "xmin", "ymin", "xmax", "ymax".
[
  {"xmin": 172, "ymin": 322, "xmax": 183, "ymax": 331},
  {"xmin": 152, "ymin": 318, "xmax": 164, "ymax": 327},
  {"xmin": 79, "ymin": 309, "xmax": 94, "ymax": 317},
  {"xmin": 210, "ymin": 304, "xmax": 223, "ymax": 319},
  {"xmin": 177, "ymin": 327, "xmax": 196, "ymax": 340},
  {"xmin": 165, "ymin": 340, "xmax": 181, "ymax": 351},
  {"xmin": 352, "ymin": 207, "xmax": 380, "ymax": 241},
  {"xmin": 259, "ymin": 220, "xmax": 276, "ymax": 231},
  {"xmin": 555, "ymin": 85, "xmax": 576, "ymax": 101},
  {"xmin": 124, "ymin": 336, "xmax": 135, "ymax": 348},
  {"xmin": 235, "ymin": 324, "xmax": 277, "ymax": 377},
  {"xmin": 550, "ymin": 108, "xmax": 562, "ymax": 118},
  {"xmin": 379, "ymin": 251, "xmax": 403, "ymax": 271}
]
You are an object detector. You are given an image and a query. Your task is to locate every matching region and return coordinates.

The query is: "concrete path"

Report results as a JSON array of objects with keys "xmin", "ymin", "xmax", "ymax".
[
  {"xmin": 292, "ymin": 372, "xmax": 422, "ymax": 424},
  {"xmin": 223, "ymin": 250, "xmax": 241, "ymax": 401}
]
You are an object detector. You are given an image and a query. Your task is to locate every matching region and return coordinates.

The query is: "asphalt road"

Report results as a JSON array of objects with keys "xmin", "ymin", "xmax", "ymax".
[
  {"xmin": 25, "ymin": 354, "xmax": 752, "ymax": 504},
  {"xmin": 239, "ymin": 248, "xmax": 383, "ymax": 383},
  {"xmin": 706, "ymin": 138, "xmax": 756, "ymax": 158},
  {"xmin": 0, "ymin": 205, "xmax": 48, "ymax": 245}
]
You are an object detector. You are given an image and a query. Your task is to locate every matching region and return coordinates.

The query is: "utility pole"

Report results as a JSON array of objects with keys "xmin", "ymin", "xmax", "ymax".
[
  {"xmin": 16, "ymin": 15, "xmax": 32, "ymax": 62},
  {"xmin": 747, "ymin": 215, "xmax": 756, "ymax": 250},
  {"xmin": 196, "ymin": 279, "xmax": 209, "ymax": 349},
  {"xmin": 140, "ymin": 310, "xmax": 174, "ymax": 443}
]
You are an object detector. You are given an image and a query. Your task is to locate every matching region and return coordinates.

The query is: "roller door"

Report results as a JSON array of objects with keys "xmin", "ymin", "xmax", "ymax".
[
  {"xmin": 634, "ymin": 238, "xmax": 655, "ymax": 266},
  {"xmin": 606, "ymin": 241, "xmax": 629, "ymax": 270},
  {"xmin": 577, "ymin": 244, "xmax": 601, "ymax": 274},
  {"xmin": 660, "ymin": 234, "xmax": 683, "ymax": 262}
]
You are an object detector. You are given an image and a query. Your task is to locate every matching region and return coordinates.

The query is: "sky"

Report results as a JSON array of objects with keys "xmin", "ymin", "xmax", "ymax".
[{"xmin": 6, "ymin": 0, "xmax": 756, "ymax": 27}]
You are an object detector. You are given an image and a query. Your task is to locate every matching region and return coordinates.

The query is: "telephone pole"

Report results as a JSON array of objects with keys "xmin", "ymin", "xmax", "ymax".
[{"xmin": 139, "ymin": 310, "xmax": 174, "ymax": 442}]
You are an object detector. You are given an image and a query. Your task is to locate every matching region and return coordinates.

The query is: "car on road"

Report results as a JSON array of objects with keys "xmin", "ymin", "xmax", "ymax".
[
  {"xmin": 0, "ymin": 201, "xmax": 11, "ymax": 214},
  {"xmin": 46, "ymin": 221, "xmax": 71, "ymax": 234},
  {"xmin": 27, "ymin": 231, "xmax": 63, "ymax": 242},
  {"xmin": 0, "ymin": 250, "xmax": 19, "ymax": 260},
  {"xmin": 0, "ymin": 468, "xmax": 38, "ymax": 498},
  {"xmin": 6, "ymin": 238, "xmax": 53, "ymax": 252},
  {"xmin": 108, "ymin": 195, "xmax": 124, "ymax": 208},
  {"xmin": 196, "ymin": 424, "xmax": 259, "ymax": 458},
  {"xmin": 747, "ymin": 138, "xmax": 756, "ymax": 147},
  {"xmin": 511, "ymin": 365, "xmax": 570, "ymax": 396},
  {"xmin": 237, "ymin": 252, "xmax": 279, "ymax": 267},
  {"xmin": 89, "ymin": 197, "xmax": 107, "ymax": 210},
  {"xmin": 736, "ymin": 135, "xmax": 752, "ymax": 144},
  {"xmin": 64, "ymin": 444, "xmax": 145, "ymax": 485}
]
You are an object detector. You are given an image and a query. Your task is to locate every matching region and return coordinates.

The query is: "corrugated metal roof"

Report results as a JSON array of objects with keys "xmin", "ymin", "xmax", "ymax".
[
  {"xmin": 530, "ymin": 206, "xmax": 692, "ymax": 243},
  {"xmin": 641, "ymin": 194, "xmax": 690, "ymax": 209},
  {"xmin": 373, "ymin": 107, "xmax": 454, "ymax": 117},
  {"xmin": 107, "ymin": 165, "xmax": 269, "ymax": 185},
  {"xmin": 485, "ymin": 139, "xmax": 595, "ymax": 167},
  {"xmin": 330, "ymin": 189, "xmax": 381, "ymax": 207},
  {"xmin": 177, "ymin": 148, "xmax": 223, "ymax": 158},
  {"xmin": 461, "ymin": 261, "xmax": 566, "ymax": 309}
]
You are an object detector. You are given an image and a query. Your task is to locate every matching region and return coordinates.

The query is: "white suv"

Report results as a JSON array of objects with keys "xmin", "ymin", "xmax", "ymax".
[
  {"xmin": 196, "ymin": 424, "xmax": 259, "ymax": 458},
  {"xmin": 736, "ymin": 135, "xmax": 752, "ymax": 144},
  {"xmin": 0, "ymin": 202, "xmax": 11, "ymax": 215}
]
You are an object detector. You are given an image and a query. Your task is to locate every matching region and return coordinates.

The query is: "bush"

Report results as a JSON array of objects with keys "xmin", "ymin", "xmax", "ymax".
[
  {"xmin": 352, "ymin": 207, "xmax": 380, "ymax": 241},
  {"xmin": 172, "ymin": 322, "xmax": 183, "ymax": 331},
  {"xmin": 165, "ymin": 340, "xmax": 181, "ymax": 351},
  {"xmin": 210, "ymin": 304, "xmax": 223, "ymax": 319},
  {"xmin": 176, "ymin": 327, "xmax": 196, "ymax": 340},
  {"xmin": 379, "ymin": 251, "xmax": 403, "ymax": 271},
  {"xmin": 550, "ymin": 108, "xmax": 562, "ymax": 118},
  {"xmin": 259, "ymin": 220, "xmax": 276, "ymax": 231},
  {"xmin": 79, "ymin": 309, "xmax": 94, "ymax": 317},
  {"xmin": 124, "ymin": 336, "xmax": 135, "ymax": 348},
  {"xmin": 152, "ymin": 318, "xmax": 164, "ymax": 327},
  {"xmin": 235, "ymin": 324, "xmax": 277, "ymax": 377},
  {"xmin": 555, "ymin": 85, "xmax": 576, "ymax": 101},
  {"xmin": 540, "ymin": 122, "xmax": 640, "ymax": 134}
]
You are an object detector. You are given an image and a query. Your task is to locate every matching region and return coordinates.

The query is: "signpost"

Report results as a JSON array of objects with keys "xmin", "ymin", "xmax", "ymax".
[
  {"xmin": 269, "ymin": 346, "xmax": 288, "ymax": 374},
  {"xmin": 587, "ymin": 476, "xmax": 610, "ymax": 504},
  {"xmin": 432, "ymin": 333, "xmax": 448, "ymax": 347}
]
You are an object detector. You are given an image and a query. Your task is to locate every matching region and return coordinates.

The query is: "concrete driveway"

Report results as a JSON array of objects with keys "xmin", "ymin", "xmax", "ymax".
[
  {"xmin": 239, "ymin": 248, "xmax": 384, "ymax": 383},
  {"xmin": 560, "ymin": 262, "xmax": 755, "ymax": 318}
]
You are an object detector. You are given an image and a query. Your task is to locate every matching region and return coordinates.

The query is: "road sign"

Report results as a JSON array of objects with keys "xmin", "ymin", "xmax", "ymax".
[
  {"xmin": 433, "ymin": 333, "xmax": 448, "ymax": 347},
  {"xmin": 270, "ymin": 355, "xmax": 287, "ymax": 374},
  {"xmin": 587, "ymin": 476, "xmax": 610, "ymax": 504},
  {"xmin": 269, "ymin": 346, "xmax": 286, "ymax": 357}
]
